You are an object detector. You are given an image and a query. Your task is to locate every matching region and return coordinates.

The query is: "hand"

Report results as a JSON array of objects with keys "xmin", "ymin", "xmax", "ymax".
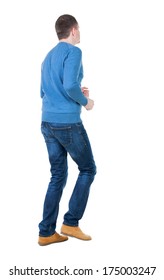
[
  {"xmin": 81, "ymin": 86, "xmax": 89, "ymax": 97},
  {"xmin": 85, "ymin": 98, "xmax": 94, "ymax": 110}
]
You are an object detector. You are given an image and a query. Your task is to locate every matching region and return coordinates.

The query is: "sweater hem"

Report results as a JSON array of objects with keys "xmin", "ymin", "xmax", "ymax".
[{"xmin": 42, "ymin": 111, "xmax": 82, "ymax": 123}]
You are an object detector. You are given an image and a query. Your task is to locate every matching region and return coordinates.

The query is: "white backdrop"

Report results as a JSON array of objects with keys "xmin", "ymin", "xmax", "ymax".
[{"xmin": 0, "ymin": 0, "xmax": 164, "ymax": 279}]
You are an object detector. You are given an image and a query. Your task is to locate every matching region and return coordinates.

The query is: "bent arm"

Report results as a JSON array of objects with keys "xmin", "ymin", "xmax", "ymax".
[{"xmin": 63, "ymin": 48, "xmax": 88, "ymax": 106}]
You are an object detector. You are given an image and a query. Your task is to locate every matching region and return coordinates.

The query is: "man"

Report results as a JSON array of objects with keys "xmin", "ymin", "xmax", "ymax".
[{"xmin": 38, "ymin": 14, "xmax": 96, "ymax": 246}]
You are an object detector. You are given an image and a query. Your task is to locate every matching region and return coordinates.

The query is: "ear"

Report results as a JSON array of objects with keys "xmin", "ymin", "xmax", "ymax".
[{"xmin": 71, "ymin": 27, "xmax": 76, "ymax": 36}]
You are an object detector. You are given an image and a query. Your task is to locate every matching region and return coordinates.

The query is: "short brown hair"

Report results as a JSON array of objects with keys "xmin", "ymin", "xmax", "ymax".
[{"xmin": 55, "ymin": 14, "xmax": 78, "ymax": 40}]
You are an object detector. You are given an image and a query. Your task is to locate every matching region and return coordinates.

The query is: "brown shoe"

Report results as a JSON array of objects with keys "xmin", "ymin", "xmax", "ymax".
[
  {"xmin": 61, "ymin": 224, "xmax": 92, "ymax": 241},
  {"xmin": 38, "ymin": 232, "xmax": 68, "ymax": 246}
]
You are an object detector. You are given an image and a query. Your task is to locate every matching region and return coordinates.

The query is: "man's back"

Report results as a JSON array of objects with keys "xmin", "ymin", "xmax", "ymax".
[{"xmin": 41, "ymin": 42, "xmax": 87, "ymax": 124}]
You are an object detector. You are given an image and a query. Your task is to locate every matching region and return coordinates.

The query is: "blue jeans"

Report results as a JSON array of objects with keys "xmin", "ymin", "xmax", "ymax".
[{"xmin": 39, "ymin": 121, "xmax": 96, "ymax": 237}]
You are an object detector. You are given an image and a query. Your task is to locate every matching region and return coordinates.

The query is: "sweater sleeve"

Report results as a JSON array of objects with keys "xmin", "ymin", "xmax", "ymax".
[{"xmin": 63, "ymin": 47, "xmax": 88, "ymax": 106}]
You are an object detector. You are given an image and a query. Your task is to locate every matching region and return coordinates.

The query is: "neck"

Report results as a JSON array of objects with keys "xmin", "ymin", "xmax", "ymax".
[{"xmin": 59, "ymin": 38, "xmax": 75, "ymax": 46}]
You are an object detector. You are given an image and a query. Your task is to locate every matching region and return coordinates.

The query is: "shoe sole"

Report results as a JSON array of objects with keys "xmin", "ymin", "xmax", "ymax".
[{"xmin": 38, "ymin": 238, "xmax": 68, "ymax": 246}]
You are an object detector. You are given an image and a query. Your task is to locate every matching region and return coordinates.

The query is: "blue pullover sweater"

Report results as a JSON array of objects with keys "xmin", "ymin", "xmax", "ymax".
[{"xmin": 40, "ymin": 42, "xmax": 88, "ymax": 123}]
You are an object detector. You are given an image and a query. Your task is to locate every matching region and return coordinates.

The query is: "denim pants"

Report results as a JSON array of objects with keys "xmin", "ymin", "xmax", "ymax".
[{"xmin": 39, "ymin": 121, "xmax": 96, "ymax": 237}]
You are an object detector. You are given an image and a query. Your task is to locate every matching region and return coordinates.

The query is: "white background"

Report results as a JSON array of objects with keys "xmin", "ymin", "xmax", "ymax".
[{"xmin": 0, "ymin": 0, "xmax": 164, "ymax": 279}]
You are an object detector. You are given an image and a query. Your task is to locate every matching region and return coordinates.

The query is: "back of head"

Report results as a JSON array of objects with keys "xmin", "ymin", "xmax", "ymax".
[{"xmin": 55, "ymin": 14, "xmax": 78, "ymax": 40}]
